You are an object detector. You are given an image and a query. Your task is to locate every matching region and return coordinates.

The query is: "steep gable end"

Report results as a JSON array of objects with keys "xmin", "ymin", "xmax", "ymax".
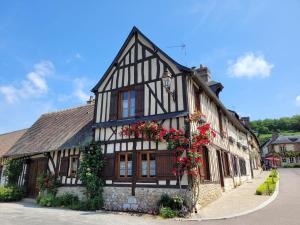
[{"xmin": 92, "ymin": 26, "xmax": 190, "ymax": 93}]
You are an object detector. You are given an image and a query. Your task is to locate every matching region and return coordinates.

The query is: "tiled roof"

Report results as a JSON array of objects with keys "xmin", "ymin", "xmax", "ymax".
[
  {"xmin": 272, "ymin": 135, "xmax": 300, "ymax": 144},
  {"xmin": 5, "ymin": 104, "xmax": 94, "ymax": 157},
  {"xmin": 0, "ymin": 129, "xmax": 27, "ymax": 157}
]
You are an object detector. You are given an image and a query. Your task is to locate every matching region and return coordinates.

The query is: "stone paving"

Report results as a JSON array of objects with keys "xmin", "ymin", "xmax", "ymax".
[{"xmin": 193, "ymin": 170, "xmax": 271, "ymax": 219}]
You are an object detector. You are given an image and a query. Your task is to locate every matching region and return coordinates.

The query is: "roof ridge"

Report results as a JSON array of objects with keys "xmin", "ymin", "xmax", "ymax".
[
  {"xmin": 0, "ymin": 128, "xmax": 28, "ymax": 137},
  {"xmin": 42, "ymin": 103, "xmax": 94, "ymax": 116}
]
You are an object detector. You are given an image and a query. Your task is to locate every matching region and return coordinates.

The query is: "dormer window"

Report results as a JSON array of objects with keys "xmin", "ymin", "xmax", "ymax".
[{"xmin": 120, "ymin": 90, "xmax": 135, "ymax": 118}]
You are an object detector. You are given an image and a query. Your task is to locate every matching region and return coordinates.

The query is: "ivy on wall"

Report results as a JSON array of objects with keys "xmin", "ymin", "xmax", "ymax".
[
  {"xmin": 3, "ymin": 159, "xmax": 23, "ymax": 187},
  {"xmin": 78, "ymin": 141, "xmax": 105, "ymax": 209}
]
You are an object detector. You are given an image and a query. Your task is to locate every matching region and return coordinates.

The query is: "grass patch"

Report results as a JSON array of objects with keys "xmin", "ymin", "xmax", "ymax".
[{"xmin": 256, "ymin": 169, "xmax": 279, "ymax": 196}]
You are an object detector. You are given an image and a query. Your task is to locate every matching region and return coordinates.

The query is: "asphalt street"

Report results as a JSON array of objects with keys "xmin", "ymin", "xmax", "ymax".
[{"xmin": 0, "ymin": 168, "xmax": 298, "ymax": 225}]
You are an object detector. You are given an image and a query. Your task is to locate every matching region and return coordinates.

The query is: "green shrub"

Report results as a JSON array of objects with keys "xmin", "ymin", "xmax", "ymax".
[
  {"xmin": 256, "ymin": 170, "xmax": 279, "ymax": 196},
  {"xmin": 159, "ymin": 207, "xmax": 177, "ymax": 218},
  {"xmin": 157, "ymin": 194, "xmax": 189, "ymax": 218},
  {"xmin": 56, "ymin": 193, "xmax": 79, "ymax": 207},
  {"xmin": 0, "ymin": 186, "xmax": 23, "ymax": 202},
  {"xmin": 37, "ymin": 192, "xmax": 56, "ymax": 207}
]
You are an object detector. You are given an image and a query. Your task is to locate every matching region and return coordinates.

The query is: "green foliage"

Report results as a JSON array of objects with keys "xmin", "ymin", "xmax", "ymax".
[
  {"xmin": 37, "ymin": 173, "xmax": 61, "ymax": 194},
  {"xmin": 3, "ymin": 159, "xmax": 23, "ymax": 186},
  {"xmin": 37, "ymin": 191, "xmax": 103, "ymax": 211},
  {"xmin": 250, "ymin": 115, "xmax": 300, "ymax": 144},
  {"xmin": 78, "ymin": 141, "xmax": 104, "ymax": 209},
  {"xmin": 159, "ymin": 207, "xmax": 177, "ymax": 218},
  {"xmin": 256, "ymin": 170, "xmax": 278, "ymax": 195},
  {"xmin": 37, "ymin": 192, "xmax": 56, "ymax": 207},
  {"xmin": 0, "ymin": 186, "xmax": 23, "ymax": 202},
  {"xmin": 157, "ymin": 194, "xmax": 189, "ymax": 218},
  {"xmin": 283, "ymin": 164, "xmax": 300, "ymax": 168}
]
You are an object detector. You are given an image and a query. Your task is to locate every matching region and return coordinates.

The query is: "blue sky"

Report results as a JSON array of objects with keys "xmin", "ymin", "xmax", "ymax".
[{"xmin": 0, "ymin": 0, "xmax": 300, "ymax": 133}]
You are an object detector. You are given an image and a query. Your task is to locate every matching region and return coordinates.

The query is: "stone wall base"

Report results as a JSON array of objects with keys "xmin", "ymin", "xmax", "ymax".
[
  {"xmin": 56, "ymin": 186, "xmax": 86, "ymax": 201},
  {"xmin": 194, "ymin": 182, "xmax": 222, "ymax": 211},
  {"xmin": 103, "ymin": 186, "xmax": 188, "ymax": 212}
]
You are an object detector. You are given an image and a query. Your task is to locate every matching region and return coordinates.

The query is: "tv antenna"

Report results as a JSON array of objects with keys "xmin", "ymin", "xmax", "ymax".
[{"xmin": 167, "ymin": 43, "xmax": 187, "ymax": 56}]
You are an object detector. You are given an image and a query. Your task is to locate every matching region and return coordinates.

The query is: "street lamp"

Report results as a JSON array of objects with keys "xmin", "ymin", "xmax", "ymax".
[{"xmin": 161, "ymin": 69, "xmax": 176, "ymax": 101}]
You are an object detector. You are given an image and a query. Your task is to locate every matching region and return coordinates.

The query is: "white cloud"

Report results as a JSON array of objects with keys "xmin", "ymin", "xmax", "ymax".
[
  {"xmin": 73, "ymin": 78, "xmax": 90, "ymax": 102},
  {"xmin": 228, "ymin": 52, "xmax": 274, "ymax": 78},
  {"xmin": 0, "ymin": 61, "xmax": 54, "ymax": 103},
  {"xmin": 296, "ymin": 95, "xmax": 300, "ymax": 106},
  {"xmin": 66, "ymin": 53, "xmax": 83, "ymax": 63}
]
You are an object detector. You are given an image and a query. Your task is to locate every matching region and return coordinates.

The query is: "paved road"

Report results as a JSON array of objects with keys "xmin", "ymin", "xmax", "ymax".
[
  {"xmin": 0, "ymin": 169, "xmax": 299, "ymax": 225},
  {"xmin": 182, "ymin": 168, "xmax": 300, "ymax": 225}
]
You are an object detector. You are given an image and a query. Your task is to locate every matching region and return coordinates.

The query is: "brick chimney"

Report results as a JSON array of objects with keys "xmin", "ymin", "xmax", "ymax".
[
  {"xmin": 240, "ymin": 117, "xmax": 250, "ymax": 128},
  {"xmin": 196, "ymin": 64, "xmax": 212, "ymax": 82},
  {"xmin": 86, "ymin": 96, "xmax": 95, "ymax": 104}
]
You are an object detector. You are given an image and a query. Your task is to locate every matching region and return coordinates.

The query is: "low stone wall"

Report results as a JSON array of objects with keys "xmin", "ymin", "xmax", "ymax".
[
  {"xmin": 56, "ymin": 186, "xmax": 86, "ymax": 201},
  {"xmin": 103, "ymin": 186, "xmax": 187, "ymax": 212},
  {"xmin": 195, "ymin": 182, "xmax": 222, "ymax": 211}
]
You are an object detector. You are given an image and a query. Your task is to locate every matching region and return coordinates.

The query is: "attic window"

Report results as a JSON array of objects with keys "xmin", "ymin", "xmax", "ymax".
[{"xmin": 288, "ymin": 138, "xmax": 297, "ymax": 142}]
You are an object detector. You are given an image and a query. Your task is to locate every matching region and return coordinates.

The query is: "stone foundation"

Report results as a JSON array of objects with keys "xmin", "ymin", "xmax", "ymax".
[
  {"xmin": 103, "ymin": 183, "xmax": 223, "ymax": 213},
  {"xmin": 103, "ymin": 186, "xmax": 187, "ymax": 212},
  {"xmin": 56, "ymin": 186, "xmax": 86, "ymax": 201},
  {"xmin": 194, "ymin": 182, "xmax": 222, "ymax": 211}
]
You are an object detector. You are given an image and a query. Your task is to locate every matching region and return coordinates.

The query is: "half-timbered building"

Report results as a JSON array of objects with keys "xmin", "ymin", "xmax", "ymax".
[
  {"xmin": 0, "ymin": 129, "xmax": 27, "ymax": 186},
  {"xmin": 92, "ymin": 27, "xmax": 261, "ymax": 212},
  {"xmin": 4, "ymin": 103, "xmax": 94, "ymax": 198}
]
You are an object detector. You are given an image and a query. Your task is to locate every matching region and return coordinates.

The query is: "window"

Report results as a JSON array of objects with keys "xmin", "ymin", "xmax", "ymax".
[
  {"xmin": 239, "ymin": 158, "xmax": 247, "ymax": 176},
  {"xmin": 117, "ymin": 152, "xmax": 132, "ymax": 178},
  {"xmin": 282, "ymin": 158, "xmax": 286, "ymax": 163},
  {"xmin": 139, "ymin": 152, "xmax": 156, "ymax": 178},
  {"xmin": 232, "ymin": 155, "xmax": 239, "ymax": 176},
  {"xmin": 194, "ymin": 85, "xmax": 201, "ymax": 112},
  {"xmin": 217, "ymin": 108, "xmax": 224, "ymax": 135},
  {"xmin": 290, "ymin": 157, "xmax": 295, "ymax": 163},
  {"xmin": 70, "ymin": 156, "xmax": 79, "ymax": 177},
  {"xmin": 201, "ymin": 147, "xmax": 210, "ymax": 180},
  {"xmin": 223, "ymin": 152, "xmax": 231, "ymax": 177},
  {"xmin": 280, "ymin": 145, "xmax": 286, "ymax": 153},
  {"xmin": 120, "ymin": 90, "xmax": 135, "ymax": 118}
]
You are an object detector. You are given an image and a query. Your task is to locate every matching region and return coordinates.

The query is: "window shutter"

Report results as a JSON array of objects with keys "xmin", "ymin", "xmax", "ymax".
[
  {"xmin": 135, "ymin": 84, "xmax": 144, "ymax": 117},
  {"xmin": 59, "ymin": 157, "xmax": 69, "ymax": 176},
  {"xmin": 194, "ymin": 86, "xmax": 201, "ymax": 112},
  {"xmin": 109, "ymin": 90, "xmax": 118, "ymax": 120},
  {"xmin": 102, "ymin": 153, "xmax": 115, "ymax": 178},
  {"xmin": 156, "ymin": 151, "xmax": 176, "ymax": 178}
]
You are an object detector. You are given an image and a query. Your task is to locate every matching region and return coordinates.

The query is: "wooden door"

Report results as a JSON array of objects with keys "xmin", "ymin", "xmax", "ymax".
[
  {"xmin": 26, "ymin": 158, "xmax": 48, "ymax": 197},
  {"xmin": 216, "ymin": 150, "xmax": 224, "ymax": 187}
]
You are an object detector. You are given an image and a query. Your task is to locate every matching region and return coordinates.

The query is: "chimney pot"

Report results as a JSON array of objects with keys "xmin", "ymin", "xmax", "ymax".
[{"xmin": 87, "ymin": 96, "xmax": 95, "ymax": 104}]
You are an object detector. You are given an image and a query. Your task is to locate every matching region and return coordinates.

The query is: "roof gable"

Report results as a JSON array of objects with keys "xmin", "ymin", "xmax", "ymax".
[
  {"xmin": 92, "ymin": 26, "xmax": 190, "ymax": 92},
  {"xmin": 5, "ymin": 104, "xmax": 94, "ymax": 157},
  {"xmin": 0, "ymin": 129, "xmax": 27, "ymax": 157}
]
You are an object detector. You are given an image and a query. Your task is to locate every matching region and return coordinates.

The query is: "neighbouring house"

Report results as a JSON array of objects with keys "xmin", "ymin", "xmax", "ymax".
[
  {"xmin": 0, "ymin": 129, "xmax": 27, "ymax": 185},
  {"xmin": 263, "ymin": 134, "xmax": 300, "ymax": 166},
  {"xmin": 4, "ymin": 103, "xmax": 94, "ymax": 198},
  {"xmin": 92, "ymin": 27, "xmax": 261, "ymax": 212}
]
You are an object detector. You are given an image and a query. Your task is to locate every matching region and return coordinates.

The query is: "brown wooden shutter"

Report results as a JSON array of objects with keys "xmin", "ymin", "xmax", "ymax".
[
  {"xmin": 218, "ymin": 108, "xmax": 223, "ymax": 134},
  {"xmin": 194, "ymin": 86, "xmax": 201, "ymax": 112},
  {"xmin": 102, "ymin": 153, "xmax": 115, "ymax": 178},
  {"xmin": 135, "ymin": 84, "xmax": 144, "ymax": 117},
  {"xmin": 59, "ymin": 157, "xmax": 69, "ymax": 176},
  {"xmin": 156, "ymin": 151, "xmax": 176, "ymax": 178},
  {"xmin": 109, "ymin": 90, "xmax": 118, "ymax": 120}
]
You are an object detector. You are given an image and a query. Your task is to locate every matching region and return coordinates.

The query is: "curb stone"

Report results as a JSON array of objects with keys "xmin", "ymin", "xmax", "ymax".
[{"xmin": 177, "ymin": 173, "xmax": 280, "ymax": 222}]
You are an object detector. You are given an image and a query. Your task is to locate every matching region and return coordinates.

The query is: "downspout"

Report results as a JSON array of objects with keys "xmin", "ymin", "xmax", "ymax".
[{"xmin": 247, "ymin": 134, "xmax": 254, "ymax": 179}]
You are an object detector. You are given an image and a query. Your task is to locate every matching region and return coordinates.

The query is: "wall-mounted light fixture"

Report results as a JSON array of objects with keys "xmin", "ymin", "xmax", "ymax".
[{"xmin": 161, "ymin": 69, "xmax": 176, "ymax": 101}]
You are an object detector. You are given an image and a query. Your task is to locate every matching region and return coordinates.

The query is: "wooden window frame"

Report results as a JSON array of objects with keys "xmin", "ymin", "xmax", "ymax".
[
  {"xmin": 201, "ymin": 147, "xmax": 210, "ymax": 181},
  {"xmin": 116, "ymin": 152, "xmax": 133, "ymax": 179},
  {"xmin": 222, "ymin": 152, "xmax": 231, "ymax": 177},
  {"xmin": 138, "ymin": 151, "xmax": 156, "ymax": 180},
  {"xmin": 118, "ymin": 87, "xmax": 135, "ymax": 119},
  {"xmin": 69, "ymin": 156, "xmax": 79, "ymax": 178},
  {"xmin": 193, "ymin": 85, "xmax": 201, "ymax": 113}
]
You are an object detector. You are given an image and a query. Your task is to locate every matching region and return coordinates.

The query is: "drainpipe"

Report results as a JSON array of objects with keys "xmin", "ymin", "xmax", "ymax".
[{"xmin": 247, "ymin": 134, "xmax": 254, "ymax": 179}]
